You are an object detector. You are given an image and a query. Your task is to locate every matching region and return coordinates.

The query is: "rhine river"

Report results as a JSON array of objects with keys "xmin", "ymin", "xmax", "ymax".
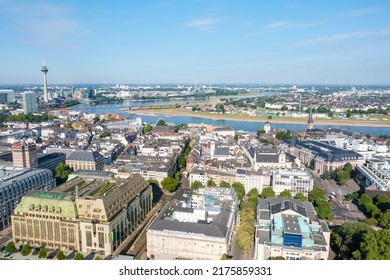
[{"xmin": 71, "ymin": 96, "xmax": 390, "ymax": 136}]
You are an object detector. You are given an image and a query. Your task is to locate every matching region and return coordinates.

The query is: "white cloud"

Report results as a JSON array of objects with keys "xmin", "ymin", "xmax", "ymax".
[
  {"xmin": 186, "ymin": 18, "xmax": 220, "ymax": 31},
  {"xmin": 338, "ymin": 7, "xmax": 384, "ymax": 17},
  {"xmin": 298, "ymin": 28, "xmax": 390, "ymax": 46},
  {"xmin": 246, "ymin": 21, "xmax": 325, "ymax": 36},
  {"xmin": 265, "ymin": 21, "xmax": 291, "ymax": 30}
]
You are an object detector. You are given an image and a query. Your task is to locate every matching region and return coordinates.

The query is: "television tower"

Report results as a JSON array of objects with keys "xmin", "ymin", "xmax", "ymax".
[{"xmin": 41, "ymin": 59, "xmax": 49, "ymax": 103}]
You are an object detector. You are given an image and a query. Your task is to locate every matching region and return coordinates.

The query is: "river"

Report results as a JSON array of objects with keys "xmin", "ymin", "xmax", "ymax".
[{"xmin": 70, "ymin": 96, "xmax": 390, "ymax": 136}]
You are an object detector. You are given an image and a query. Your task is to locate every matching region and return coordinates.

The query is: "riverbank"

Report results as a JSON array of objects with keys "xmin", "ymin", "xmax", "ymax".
[{"xmin": 124, "ymin": 108, "xmax": 390, "ymax": 127}]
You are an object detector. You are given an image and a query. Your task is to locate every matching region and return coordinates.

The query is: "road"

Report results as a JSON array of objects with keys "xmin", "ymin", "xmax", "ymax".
[{"xmin": 312, "ymin": 174, "xmax": 365, "ymax": 222}]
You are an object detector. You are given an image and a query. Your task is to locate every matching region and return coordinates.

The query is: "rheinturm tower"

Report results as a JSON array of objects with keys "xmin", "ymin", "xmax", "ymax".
[
  {"xmin": 41, "ymin": 60, "xmax": 49, "ymax": 103},
  {"xmin": 307, "ymin": 109, "xmax": 314, "ymax": 130}
]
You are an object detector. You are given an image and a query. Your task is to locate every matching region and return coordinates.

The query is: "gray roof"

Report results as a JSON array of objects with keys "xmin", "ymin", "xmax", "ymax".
[
  {"xmin": 256, "ymin": 154, "xmax": 279, "ymax": 163},
  {"xmin": 270, "ymin": 200, "xmax": 307, "ymax": 217},
  {"xmin": 214, "ymin": 147, "xmax": 229, "ymax": 156},
  {"xmin": 68, "ymin": 150, "xmax": 104, "ymax": 162},
  {"xmin": 282, "ymin": 214, "xmax": 301, "ymax": 234}
]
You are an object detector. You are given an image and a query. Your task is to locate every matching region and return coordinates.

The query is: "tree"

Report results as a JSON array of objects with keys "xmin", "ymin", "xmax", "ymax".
[
  {"xmin": 336, "ymin": 169, "xmax": 349, "ymax": 185},
  {"xmin": 20, "ymin": 243, "xmax": 31, "ymax": 256},
  {"xmin": 270, "ymin": 256, "xmax": 285, "ymax": 260},
  {"xmin": 38, "ymin": 248, "xmax": 47, "ymax": 259},
  {"xmin": 346, "ymin": 110, "xmax": 352, "ymax": 118},
  {"xmin": 309, "ymin": 186, "xmax": 327, "ymax": 204},
  {"xmin": 378, "ymin": 210, "xmax": 390, "ymax": 229},
  {"xmin": 156, "ymin": 119, "xmax": 166, "ymax": 126},
  {"xmin": 343, "ymin": 162, "xmax": 353, "ymax": 175},
  {"xmin": 215, "ymin": 103, "xmax": 225, "ymax": 113},
  {"xmin": 279, "ymin": 190, "xmax": 292, "ymax": 198},
  {"xmin": 191, "ymin": 180, "xmax": 204, "ymax": 190},
  {"xmin": 161, "ymin": 177, "xmax": 179, "ymax": 192},
  {"xmin": 100, "ymin": 131, "xmax": 110, "ymax": 138},
  {"xmin": 257, "ymin": 129, "xmax": 265, "ymax": 138},
  {"xmin": 94, "ymin": 256, "xmax": 103, "ymax": 260},
  {"xmin": 93, "ymin": 116, "xmax": 100, "ymax": 123},
  {"xmin": 219, "ymin": 181, "xmax": 231, "ymax": 188},
  {"xmin": 328, "ymin": 111, "xmax": 334, "ymax": 118},
  {"xmin": 247, "ymin": 188, "xmax": 258, "ymax": 197},
  {"xmin": 175, "ymin": 172, "xmax": 181, "ymax": 180},
  {"xmin": 207, "ymin": 179, "xmax": 217, "ymax": 188},
  {"xmin": 73, "ymin": 252, "xmax": 84, "ymax": 260},
  {"xmin": 55, "ymin": 162, "xmax": 71, "ymax": 185},
  {"xmin": 56, "ymin": 250, "xmax": 66, "ymax": 260},
  {"xmin": 5, "ymin": 241, "xmax": 16, "ymax": 254},
  {"xmin": 260, "ymin": 187, "xmax": 275, "ymax": 198},
  {"xmin": 275, "ymin": 130, "xmax": 292, "ymax": 141},
  {"xmin": 359, "ymin": 229, "xmax": 390, "ymax": 260},
  {"xmin": 295, "ymin": 193, "xmax": 308, "ymax": 202},
  {"xmin": 220, "ymin": 254, "xmax": 231, "ymax": 260},
  {"xmin": 143, "ymin": 124, "xmax": 153, "ymax": 134},
  {"xmin": 178, "ymin": 154, "xmax": 186, "ymax": 169},
  {"xmin": 234, "ymin": 133, "xmax": 238, "ymax": 141},
  {"xmin": 358, "ymin": 194, "xmax": 373, "ymax": 206},
  {"xmin": 281, "ymin": 105, "xmax": 288, "ymax": 111},
  {"xmin": 315, "ymin": 199, "xmax": 333, "ymax": 220},
  {"xmin": 232, "ymin": 182, "xmax": 245, "ymax": 202}
]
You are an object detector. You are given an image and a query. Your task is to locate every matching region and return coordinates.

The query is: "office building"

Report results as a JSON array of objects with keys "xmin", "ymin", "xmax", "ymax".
[
  {"xmin": 272, "ymin": 169, "xmax": 313, "ymax": 197},
  {"xmin": 287, "ymin": 139, "xmax": 365, "ymax": 174},
  {"xmin": 0, "ymin": 167, "xmax": 55, "ymax": 231},
  {"xmin": 11, "ymin": 174, "xmax": 152, "ymax": 256},
  {"xmin": 254, "ymin": 198, "xmax": 330, "ymax": 260},
  {"xmin": 22, "ymin": 91, "xmax": 37, "ymax": 114},
  {"xmin": 147, "ymin": 188, "xmax": 238, "ymax": 260},
  {"xmin": 66, "ymin": 150, "xmax": 104, "ymax": 171},
  {"xmin": 0, "ymin": 89, "xmax": 14, "ymax": 104},
  {"xmin": 12, "ymin": 141, "xmax": 38, "ymax": 168}
]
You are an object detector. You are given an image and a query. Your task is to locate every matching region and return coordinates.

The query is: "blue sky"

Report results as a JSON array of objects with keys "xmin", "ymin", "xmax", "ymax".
[{"xmin": 0, "ymin": 0, "xmax": 390, "ymax": 85}]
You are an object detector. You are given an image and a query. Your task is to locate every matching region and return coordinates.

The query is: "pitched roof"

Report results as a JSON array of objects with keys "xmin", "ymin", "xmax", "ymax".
[{"xmin": 68, "ymin": 150, "xmax": 104, "ymax": 162}]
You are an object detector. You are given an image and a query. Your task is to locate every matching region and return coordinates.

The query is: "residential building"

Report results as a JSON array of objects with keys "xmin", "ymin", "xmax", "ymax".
[
  {"xmin": 147, "ymin": 188, "xmax": 237, "ymax": 260},
  {"xmin": 254, "ymin": 198, "xmax": 330, "ymax": 260},
  {"xmin": 0, "ymin": 167, "xmax": 55, "ymax": 231},
  {"xmin": 11, "ymin": 174, "xmax": 152, "ymax": 256},
  {"xmin": 66, "ymin": 150, "xmax": 104, "ymax": 171},
  {"xmin": 22, "ymin": 91, "xmax": 37, "ymax": 114},
  {"xmin": 272, "ymin": 169, "xmax": 313, "ymax": 197}
]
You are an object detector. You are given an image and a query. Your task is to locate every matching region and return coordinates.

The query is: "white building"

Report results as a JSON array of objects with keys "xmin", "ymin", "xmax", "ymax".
[
  {"xmin": 22, "ymin": 91, "xmax": 37, "ymax": 114},
  {"xmin": 271, "ymin": 168, "xmax": 313, "ymax": 197}
]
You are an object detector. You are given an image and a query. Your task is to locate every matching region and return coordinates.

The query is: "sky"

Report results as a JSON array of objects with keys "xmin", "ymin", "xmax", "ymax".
[{"xmin": 0, "ymin": 0, "xmax": 390, "ymax": 85}]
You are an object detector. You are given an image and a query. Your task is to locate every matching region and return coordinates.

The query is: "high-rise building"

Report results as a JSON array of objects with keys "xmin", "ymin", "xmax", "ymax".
[
  {"xmin": 0, "ymin": 89, "xmax": 14, "ymax": 104},
  {"xmin": 41, "ymin": 60, "xmax": 49, "ymax": 103},
  {"xmin": 22, "ymin": 91, "xmax": 37, "ymax": 114},
  {"xmin": 307, "ymin": 109, "xmax": 314, "ymax": 130},
  {"xmin": 12, "ymin": 141, "xmax": 38, "ymax": 168}
]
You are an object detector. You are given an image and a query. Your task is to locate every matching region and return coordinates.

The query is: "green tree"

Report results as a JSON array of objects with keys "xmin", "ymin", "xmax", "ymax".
[
  {"xmin": 38, "ymin": 248, "xmax": 47, "ymax": 259},
  {"xmin": 143, "ymin": 124, "xmax": 153, "ymax": 134},
  {"xmin": 279, "ymin": 190, "xmax": 292, "ymax": 198},
  {"xmin": 328, "ymin": 111, "xmax": 334, "ymax": 118},
  {"xmin": 234, "ymin": 133, "xmax": 238, "ymax": 141},
  {"xmin": 100, "ymin": 131, "xmax": 110, "ymax": 138},
  {"xmin": 295, "ymin": 193, "xmax": 308, "ymax": 202},
  {"xmin": 232, "ymin": 182, "xmax": 245, "ymax": 202},
  {"xmin": 247, "ymin": 188, "xmax": 258, "ymax": 197},
  {"xmin": 94, "ymin": 256, "xmax": 103, "ymax": 260},
  {"xmin": 346, "ymin": 110, "xmax": 352, "ymax": 118},
  {"xmin": 343, "ymin": 162, "xmax": 353, "ymax": 175},
  {"xmin": 55, "ymin": 162, "xmax": 71, "ymax": 185},
  {"xmin": 220, "ymin": 254, "xmax": 231, "ymax": 260},
  {"xmin": 257, "ymin": 129, "xmax": 265, "ymax": 138},
  {"xmin": 309, "ymin": 186, "xmax": 327, "ymax": 204},
  {"xmin": 175, "ymin": 172, "xmax": 181, "ymax": 180},
  {"xmin": 260, "ymin": 187, "xmax": 275, "ymax": 198},
  {"xmin": 359, "ymin": 229, "xmax": 390, "ymax": 260},
  {"xmin": 236, "ymin": 230, "xmax": 253, "ymax": 253},
  {"xmin": 93, "ymin": 116, "xmax": 100, "ymax": 123},
  {"xmin": 275, "ymin": 130, "xmax": 292, "ymax": 141},
  {"xmin": 5, "ymin": 241, "xmax": 16, "ymax": 254},
  {"xmin": 191, "ymin": 180, "xmax": 204, "ymax": 190},
  {"xmin": 207, "ymin": 179, "xmax": 217, "ymax": 188},
  {"xmin": 358, "ymin": 194, "xmax": 373, "ymax": 206},
  {"xmin": 73, "ymin": 252, "xmax": 84, "ymax": 260},
  {"xmin": 315, "ymin": 199, "xmax": 333, "ymax": 220},
  {"xmin": 56, "ymin": 250, "xmax": 66, "ymax": 260},
  {"xmin": 219, "ymin": 181, "xmax": 231, "ymax": 188},
  {"xmin": 270, "ymin": 256, "xmax": 285, "ymax": 260},
  {"xmin": 378, "ymin": 210, "xmax": 390, "ymax": 229},
  {"xmin": 20, "ymin": 243, "xmax": 31, "ymax": 256},
  {"xmin": 178, "ymin": 154, "xmax": 186, "ymax": 169},
  {"xmin": 156, "ymin": 119, "xmax": 166, "ymax": 126},
  {"xmin": 161, "ymin": 177, "xmax": 179, "ymax": 192}
]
